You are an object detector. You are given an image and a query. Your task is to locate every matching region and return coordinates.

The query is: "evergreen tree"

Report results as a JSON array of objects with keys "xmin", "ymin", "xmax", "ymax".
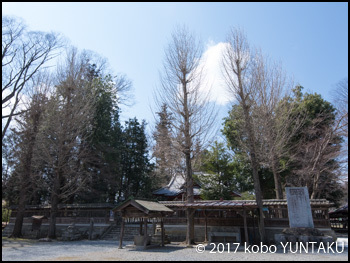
[
  {"xmin": 222, "ymin": 106, "xmax": 274, "ymax": 198},
  {"xmin": 196, "ymin": 141, "xmax": 237, "ymax": 200},
  {"xmin": 196, "ymin": 141, "xmax": 257, "ymax": 200},
  {"xmin": 2, "ymin": 131, "xmax": 18, "ymax": 206},
  {"xmin": 285, "ymin": 86, "xmax": 344, "ymax": 204},
  {"xmin": 77, "ymin": 68, "xmax": 124, "ymax": 203},
  {"xmin": 223, "ymin": 86, "xmax": 344, "ymax": 204},
  {"xmin": 121, "ymin": 118, "xmax": 154, "ymax": 199}
]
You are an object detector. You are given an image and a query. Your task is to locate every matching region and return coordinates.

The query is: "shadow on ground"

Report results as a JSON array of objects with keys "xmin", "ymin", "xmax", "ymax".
[{"xmin": 127, "ymin": 244, "xmax": 187, "ymax": 253}]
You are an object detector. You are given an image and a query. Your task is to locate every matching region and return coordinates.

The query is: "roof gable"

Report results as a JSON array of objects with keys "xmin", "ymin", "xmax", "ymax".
[{"xmin": 113, "ymin": 198, "xmax": 173, "ymax": 214}]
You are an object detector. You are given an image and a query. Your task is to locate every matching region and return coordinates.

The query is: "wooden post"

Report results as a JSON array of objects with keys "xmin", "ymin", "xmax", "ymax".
[
  {"xmin": 277, "ymin": 204, "xmax": 283, "ymax": 218},
  {"xmin": 204, "ymin": 210, "xmax": 208, "ymax": 243},
  {"xmin": 243, "ymin": 207, "xmax": 249, "ymax": 245},
  {"xmin": 153, "ymin": 220, "xmax": 156, "ymax": 235},
  {"xmin": 143, "ymin": 218, "xmax": 148, "ymax": 249},
  {"xmin": 118, "ymin": 218, "xmax": 125, "ymax": 249},
  {"xmin": 139, "ymin": 218, "xmax": 143, "ymax": 235},
  {"xmin": 161, "ymin": 218, "xmax": 165, "ymax": 247},
  {"xmin": 88, "ymin": 217, "xmax": 94, "ymax": 240}
]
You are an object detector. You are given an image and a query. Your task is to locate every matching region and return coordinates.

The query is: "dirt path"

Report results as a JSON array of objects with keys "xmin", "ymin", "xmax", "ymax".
[{"xmin": 2, "ymin": 238, "xmax": 348, "ymax": 261}]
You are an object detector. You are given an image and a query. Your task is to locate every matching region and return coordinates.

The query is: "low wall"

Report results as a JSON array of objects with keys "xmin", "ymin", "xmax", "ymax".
[
  {"xmin": 2, "ymin": 223, "xmax": 111, "ymax": 240},
  {"xmin": 162, "ymin": 224, "xmax": 336, "ymax": 245},
  {"xmin": 3, "ymin": 221, "xmax": 336, "ymax": 244},
  {"xmin": 163, "ymin": 225, "xmax": 242, "ymax": 243}
]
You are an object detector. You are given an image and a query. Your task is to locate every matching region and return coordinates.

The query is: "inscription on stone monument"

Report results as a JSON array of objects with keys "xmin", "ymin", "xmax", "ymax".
[{"xmin": 286, "ymin": 187, "xmax": 314, "ymax": 228}]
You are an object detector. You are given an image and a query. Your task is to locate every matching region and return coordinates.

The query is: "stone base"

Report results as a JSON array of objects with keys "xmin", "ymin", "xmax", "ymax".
[
  {"xmin": 282, "ymin": 227, "xmax": 324, "ymax": 236},
  {"xmin": 134, "ymin": 235, "xmax": 151, "ymax": 246},
  {"xmin": 38, "ymin": 238, "xmax": 52, "ymax": 242},
  {"xmin": 275, "ymin": 233, "xmax": 333, "ymax": 243},
  {"xmin": 275, "ymin": 227, "xmax": 334, "ymax": 245}
]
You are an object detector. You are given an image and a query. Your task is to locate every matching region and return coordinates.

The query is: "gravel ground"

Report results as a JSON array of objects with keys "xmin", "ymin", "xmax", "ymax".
[{"xmin": 2, "ymin": 238, "xmax": 348, "ymax": 261}]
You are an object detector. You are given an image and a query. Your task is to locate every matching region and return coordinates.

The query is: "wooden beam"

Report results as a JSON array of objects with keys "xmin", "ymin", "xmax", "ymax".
[
  {"xmin": 139, "ymin": 218, "xmax": 143, "ymax": 235},
  {"xmin": 118, "ymin": 218, "xmax": 125, "ymax": 249},
  {"xmin": 152, "ymin": 220, "xmax": 156, "ymax": 235},
  {"xmin": 204, "ymin": 210, "xmax": 208, "ymax": 243},
  {"xmin": 243, "ymin": 207, "xmax": 249, "ymax": 245},
  {"xmin": 161, "ymin": 218, "xmax": 165, "ymax": 247}
]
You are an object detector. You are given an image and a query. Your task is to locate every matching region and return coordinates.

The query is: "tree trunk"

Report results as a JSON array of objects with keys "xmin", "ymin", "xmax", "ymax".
[
  {"xmin": 11, "ymin": 111, "xmax": 40, "ymax": 238},
  {"xmin": 271, "ymin": 159, "xmax": 283, "ymax": 199},
  {"xmin": 48, "ymin": 201, "xmax": 58, "ymax": 239},
  {"xmin": 182, "ymin": 76, "xmax": 196, "ymax": 246},
  {"xmin": 223, "ymin": 27, "xmax": 268, "ymax": 243},
  {"xmin": 48, "ymin": 170, "xmax": 60, "ymax": 239},
  {"xmin": 185, "ymin": 152, "xmax": 195, "ymax": 245},
  {"xmin": 242, "ymin": 100, "xmax": 266, "ymax": 243},
  {"xmin": 250, "ymin": 154, "xmax": 266, "ymax": 243},
  {"xmin": 311, "ymin": 171, "xmax": 321, "ymax": 199},
  {"xmin": 48, "ymin": 194, "xmax": 59, "ymax": 239},
  {"xmin": 11, "ymin": 192, "xmax": 26, "ymax": 238}
]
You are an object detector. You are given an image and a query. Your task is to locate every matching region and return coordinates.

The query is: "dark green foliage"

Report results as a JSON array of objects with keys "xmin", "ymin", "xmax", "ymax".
[
  {"xmin": 222, "ymin": 105, "xmax": 246, "ymax": 154},
  {"xmin": 285, "ymin": 87, "xmax": 343, "ymax": 201},
  {"xmin": 258, "ymin": 168, "xmax": 275, "ymax": 199},
  {"xmin": 195, "ymin": 141, "xmax": 252, "ymax": 200},
  {"xmin": 2, "ymin": 133, "xmax": 19, "ymax": 206},
  {"xmin": 77, "ymin": 71, "xmax": 124, "ymax": 203},
  {"xmin": 2, "ymin": 60, "xmax": 155, "ymax": 208},
  {"xmin": 121, "ymin": 118, "xmax": 155, "ymax": 200},
  {"xmin": 222, "ymin": 85, "xmax": 344, "ymax": 204},
  {"xmin": 2, "ymin": 205, "xmax": 11, "ymax": 223},
  {"xmin": 73, "ymin": 65, "xmax": 155, "ymax": 203}
]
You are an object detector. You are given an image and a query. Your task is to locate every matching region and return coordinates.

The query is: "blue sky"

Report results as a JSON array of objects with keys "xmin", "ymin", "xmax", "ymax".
[{"xmin": 2, "ymin": 2, "xmax": 348, "ymax": 138}]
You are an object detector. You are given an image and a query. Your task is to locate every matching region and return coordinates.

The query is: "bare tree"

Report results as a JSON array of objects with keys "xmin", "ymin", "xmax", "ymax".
[
  {"xmin": 36, "ymin": 48, "xmax": 97, "ymax": 238},
  {"xmin": 156, "ymin": 26, "xmax": 216, "ymax": 245},
  {"xmin": 9, "ymin": 72, "xmax": 52, "ymax": 238},
  {"xmin": 251, "ymin": 53, "xmax": 305, "ymax": 200},
  {"xmin": 333, "ymin": 78, "xmax": 348, "ymax": 181},
  {"xmin": 152, "ymin": 103, "xmax": 180, "ymax": 185},
  {"xmin": 2, "ymin": 16, "xmax": 63, "ymax": 140},
  {"xmin": 333, "ymin": 78, "xmax": 348, "ymax": 132},
  {"xmin": 291, "ymin": 112, "xmax": 344, "ymax": 200},
  {"xmin": 222, "ymin": 27, "xmax": 266, "ymax": 242}
]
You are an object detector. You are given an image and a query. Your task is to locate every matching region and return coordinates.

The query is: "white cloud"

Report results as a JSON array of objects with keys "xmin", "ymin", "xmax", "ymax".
[{"xmin": 199, "ymin": 42, "xmax": 231, "ymax": 105}]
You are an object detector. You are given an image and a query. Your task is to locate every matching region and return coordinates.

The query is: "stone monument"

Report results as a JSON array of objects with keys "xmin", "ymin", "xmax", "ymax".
[
  {"xmin": 285, "ymin": 187, "xmax": 314, "ymax": 228},
  {"xmin": 274, "ymin": 187, "xmax": 333, "ymax": 245}
]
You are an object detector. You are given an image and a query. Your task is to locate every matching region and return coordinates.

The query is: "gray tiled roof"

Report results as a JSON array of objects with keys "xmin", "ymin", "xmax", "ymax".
[
  {"xmin": 134, "ymin": 200, "xmax": 173, "ymax": 212},
  {"xmin": 153, "ymin": 173, "xmax": 186, "ymax": 196},
  {"xmin": 113, "ymin": 198, "xmax": 173, "ymax": 214},
  {"xmin": 159, "ymin": 199, "xmax": 332, "ymax": 208},
  {"xmin": 153, "ymin": 173, "xmax": 241, "ymax": 197}
]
